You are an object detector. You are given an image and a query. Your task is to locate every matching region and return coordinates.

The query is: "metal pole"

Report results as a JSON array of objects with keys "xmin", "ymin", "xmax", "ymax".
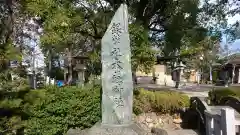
[
  {"xmin": 48, "ymin": 48, "xmax": 52, "ymax": 85},
  {"xmin": 225, "ymin": 34, "xmax": 229, "ymax": 87},
  {"xmin": 232, "ymin": 64, "xmax": 235, "ymax": 84},
  {"xmin": 175, "ymin": 49, "xmax": 180, "ymax": 89},
  {"xmin": 32, "ymin": 47, "xmax": 36, "ymax": 89},
  {"xmin": 209, "ymin": 65, "xmax": 212, "ymax": 83}
]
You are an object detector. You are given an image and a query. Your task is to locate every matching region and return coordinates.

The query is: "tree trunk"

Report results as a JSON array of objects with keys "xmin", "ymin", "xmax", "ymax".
[
  {"xmin": 132, "ymin": 67, "xmax": 137, "ymax": 85},
  {"xmin": 57, "ymin": 58, "xmax": 61, "ymax": 68}
]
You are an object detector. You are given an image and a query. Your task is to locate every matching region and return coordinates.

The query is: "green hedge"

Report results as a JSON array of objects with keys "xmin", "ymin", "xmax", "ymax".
[
  {"xmin": 133, "ymin": 88, "xmax": 190, "ymax": 115},
  {"xmin": 15, "ymin": 86, "xmax": 190, "ymax": 135},
  {"xmin": 23, "ymin": 86, "xmax": 101, "ymax": 135},
  {"xmin": 212, "ymin": 71, "xmax": 218, "ymax": 83},
  {"xmin": 209, "ymin": 87, "xmax": 240, "ymax": 105}
]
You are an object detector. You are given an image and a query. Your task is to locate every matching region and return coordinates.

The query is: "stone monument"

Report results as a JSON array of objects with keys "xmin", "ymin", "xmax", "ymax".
[
  {"xmin": 67, "ymin": 3, "xmax": 149, "ymax": 135},
  {"xmin": 101, "ymin": 3, "xmax": 134, "ymax": 126}
]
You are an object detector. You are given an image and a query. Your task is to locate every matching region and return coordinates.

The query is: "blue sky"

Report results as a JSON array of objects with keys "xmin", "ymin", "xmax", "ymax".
[
  {"xmin": 221, "ymin": 14, "xmax": 240, "ymax": 51},
  {"xmin": 224, "ymin": 12, "xmax": 240, "ymax": 50},
  {"xmin": 200, "ymin": 0, "xmax": 240, "ymax": 51},
  {"xmin": 230, "ymin": 39, "xmax": 240, "ymax": 50}
]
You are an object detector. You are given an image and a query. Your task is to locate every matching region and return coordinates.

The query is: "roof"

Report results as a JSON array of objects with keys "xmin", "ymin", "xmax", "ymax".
[{"xmin": 226, "ymin": 53, "xmax": 240, "ymax": 64}]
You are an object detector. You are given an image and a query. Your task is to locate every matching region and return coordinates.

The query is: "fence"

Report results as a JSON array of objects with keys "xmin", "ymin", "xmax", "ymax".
[{"xmin": 205, "ymin": 107, "xmax": 240, "ymax": 135}]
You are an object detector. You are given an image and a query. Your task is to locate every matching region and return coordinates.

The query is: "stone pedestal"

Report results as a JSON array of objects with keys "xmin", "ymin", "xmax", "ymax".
[
  {"xmin": 77, "ymin": 71, "xmax": 85, "ymax": 87},
  {"xmin": 67, "ymin": 122, "xmax": 150, "ymax": 135}
]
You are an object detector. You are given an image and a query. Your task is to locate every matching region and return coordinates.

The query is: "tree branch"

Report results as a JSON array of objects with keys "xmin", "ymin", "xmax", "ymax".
[
  {"xmin": 99, "ymin": 0, "xmax": 106, "ymax": 11},
  {"xmin": 86, "ymin": 19, "xmax": 100, "ymax": 39},
  {"xmin": 149, "ymin": 27, "xmax": 166, "ymax": 33},
  {"xmin": 74, "ymin": 30, "xmax": 102, "ymax": 40}
]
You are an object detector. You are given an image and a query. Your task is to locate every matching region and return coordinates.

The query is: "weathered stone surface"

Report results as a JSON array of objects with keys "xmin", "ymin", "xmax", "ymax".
[
  {"xmin": 101, "ymin": 3, "xmax": 133, "ymax": 126},
  {"xmin": 151, "ymin": 128, "xmax": 199, "ymax": 135},
  {"xmin": 67, "ymin": 120, "xmax": 199, "ymax": 135},
  {"xmin": 67, "ymin": 122, "xmax": 151, "ymax": 135},
  {"xmin": 167, "ymin": 130, "xmax": 199, "ymax": 135},
  {"xmin": 151, "ymin": 128, "xmax": 168, "ymax": 135},
  {"xmin": 146, "ymin": 117, "xmax": 153, "ymax": 123},
  {"xmin": 173, "ymin": 118, "xmax": 182, "ymax": 124},
  {"xmin": 134, "ymin": 113, "xmax": 182, "ymax": 132}
]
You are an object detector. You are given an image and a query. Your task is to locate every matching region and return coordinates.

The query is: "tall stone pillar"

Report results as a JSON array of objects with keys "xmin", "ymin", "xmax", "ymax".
[{"xmin": 77, "ymin": 71, "xmax": 85, "ymax": 87}]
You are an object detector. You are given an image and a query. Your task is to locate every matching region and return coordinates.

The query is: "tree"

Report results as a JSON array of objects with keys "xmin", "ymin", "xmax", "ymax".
[
  {"xmin": 22, "ymin": 0, "xmax": 231, "ymax": 81},
  {"xmin": 0, "ymin": 0, "xmax": 31, "ymax": 134},
  {"xmin": 22, "ymin": 0, "xmax": 158, "ymax": 77},
  {"xmin": 130, "ymin": 24, "xmax": 156, "ymax": 73},
  {"xmin": 22, "ymin": 0, "xmax": 85, "ymax": 84},
  {"xmin": 181, "ymin": 35, "xmax": 221, "ymax": 83}
]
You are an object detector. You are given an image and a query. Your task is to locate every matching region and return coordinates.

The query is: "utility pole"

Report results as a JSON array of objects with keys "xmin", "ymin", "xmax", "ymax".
[
  {"xmin": 225, "ymin": 32, "xmax": 231, "ymax": 87},
  {"xmin": 32, "ymin": 46, "xmax": 36, "ymax": 89},
  {"xmin": 48, "ymin": 48, "xmax": 52, "ymax": 85}
]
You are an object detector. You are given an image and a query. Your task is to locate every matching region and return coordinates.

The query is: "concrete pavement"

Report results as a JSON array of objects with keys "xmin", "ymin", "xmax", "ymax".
[{"xmin": 137, "ymin": 83, "xmax": 212, "ymax": 98}]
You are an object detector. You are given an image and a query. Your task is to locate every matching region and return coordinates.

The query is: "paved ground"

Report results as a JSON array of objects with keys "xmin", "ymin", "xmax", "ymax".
[
  {"xmin": 136, "ymin": 76, "xmax": 240, "ymax": 97},
  {"xmin": 137, "ymin": 83, "xmax": 225, "ymax": 98},
  {"xmin": 167, "ymin": 130, "xmax": 199, "ymax": 135}
]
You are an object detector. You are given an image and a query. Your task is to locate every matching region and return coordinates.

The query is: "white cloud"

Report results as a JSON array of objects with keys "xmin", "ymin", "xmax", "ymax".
[{"xmin": 227, "ymin": 14, "xmax": 240, "ymax": 25}]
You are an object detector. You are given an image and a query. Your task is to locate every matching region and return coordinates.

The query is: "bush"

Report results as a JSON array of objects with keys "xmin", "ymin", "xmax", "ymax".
[
  {"xmin": 0, "ymin": 76, "xmax": 30, "ymax": 135},
  {"xmin": 19, "ymin": 86, "xmax": 189, "ymax": 134},
  {"xmin": 209, "ymin": 87, "xmax": 240, "ymax": 105},
  {"xmin": 133, "ymin": 88, "xmax": 190, "ymax": 115},
  {"xmin": 22, "ymin": 86, "xmax": 101, "ymax": 135},
  {"xmin": 212, "ymin": 71, "xmax": 218, "ymax": 83}
]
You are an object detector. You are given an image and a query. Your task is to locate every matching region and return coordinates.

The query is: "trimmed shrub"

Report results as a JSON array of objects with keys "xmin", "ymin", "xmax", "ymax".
[
  {"xmin": 212, "ymin": 71, "xmax": 218, "ymax": 83},
  {"xmin": 20, "ymin": 86, "xmax": 190, "ymax": 134},
  {"xmin": 209, "ymin": 87, "xmax": 240, "ymax": 105},
  {"xmin": 133, "ymin": 88, "xmax": 190, "ymax": 115},
  {"xmin": 23, "ymin": 86, "xmax": 101, "ymax": 135}
]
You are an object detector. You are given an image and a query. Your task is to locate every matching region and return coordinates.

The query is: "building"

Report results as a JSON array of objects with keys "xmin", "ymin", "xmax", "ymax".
[
  {"xmin": 218, "ymin": 53, "xmax": 240, "ymax": 84},
  {"xmin": 64, "ymin": 55, "xmax": 88, "ymax": 86}
]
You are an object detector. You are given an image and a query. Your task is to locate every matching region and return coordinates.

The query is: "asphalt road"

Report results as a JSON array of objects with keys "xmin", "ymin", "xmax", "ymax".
[
  {"xmin": 136, "ymin": 79, "xmax": 240, "ymax": 97},
  {"xmin": 136, "ymin": 76, "xmax": 240, "ymax": 97}
]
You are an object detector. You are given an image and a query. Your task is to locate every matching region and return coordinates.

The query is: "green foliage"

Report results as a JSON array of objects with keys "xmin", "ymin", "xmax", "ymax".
[
  {"xmin": 129, "ymin": 24, "xmax": 156, "ymax": 72},
  {"xmin": 0, "ymin": 73, "xmax": 30, "ymax": 135},
  {"xmin": 209, "ymin": 87, "xmax": 240, "ymax": 105},
  {"xmin": 24, "ymin": 0, "xmax": 83, "ymax": 46},
  {"xmin": 182, "ymin": 36, "xmax": 220, "ymax": 74},
  {"xmin": 23, "ymin": 86, "xmax": 101, "ymax": 135},
  {"xmin": 0, "ymin": 1, "xmax": 30, "ymax": 134},
  {"xmin": 212, "ymin": 71, "xmax": 218, "ymax": 83},
  {"xmin": 133, "ymin": 88, "xmax": 190, "ymax": 115},
  {"xmin": 22, "ymin": 0, "xmax": 229, "ymax": 75},
  {"xmin": 88, "ymin": 50, "xmax": 102, "ymax": 76},
  {"xmin": 1, "ymin": 84, "xmax": 191, "ymax": 134}
]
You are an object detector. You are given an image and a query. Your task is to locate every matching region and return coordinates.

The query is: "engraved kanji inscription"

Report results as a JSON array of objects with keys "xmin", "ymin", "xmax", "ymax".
[
  {"xmin": 112, "ymin": 74, "xmax": 123, "ymax": 84},
  {"xmin": 112, "ymin": 85, "xmax": 124, "ymax": 93},
  {"xmin": 111, "ymin": 23, "xmax": 122, "ymax": 45},
  {"xmin": 111, "ymin": 47, "xmax": 122, "ymax": 57},
  {"xmin": 111, "ymin": 59, "xmax": 123, "ymax": 69},
  {"xmin": 110, "ymin": 47, "xmax": 123, "ymax": 69},
  {"xmin": 109, "ymin": 23, "xmax": 125, "ymax": 108},
  {"xmin": 113, "ymin": 97, "xmax": 124, "ymax": 107}
]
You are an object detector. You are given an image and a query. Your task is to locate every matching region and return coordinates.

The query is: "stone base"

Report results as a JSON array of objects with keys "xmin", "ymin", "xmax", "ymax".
[{"xmin": 67, "ymin": 122, "xmax": 151, "ymax": 135}]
